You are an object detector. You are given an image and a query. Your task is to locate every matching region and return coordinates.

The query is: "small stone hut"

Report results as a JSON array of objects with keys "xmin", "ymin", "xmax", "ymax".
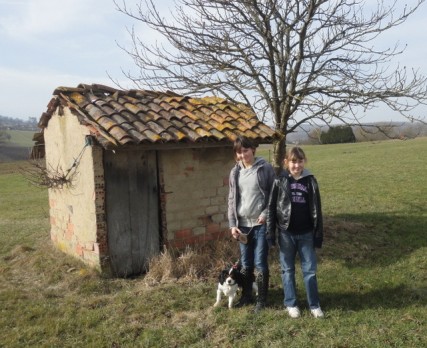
[{"xmin": 33, "ymin": 83, "xmax": 275, "ymax": 277}]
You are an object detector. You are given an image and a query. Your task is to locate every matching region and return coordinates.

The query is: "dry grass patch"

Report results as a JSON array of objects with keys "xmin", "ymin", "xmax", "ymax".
[{"xmin": 143, "ymin": 238, "xmax": 240, "ymax": 285}]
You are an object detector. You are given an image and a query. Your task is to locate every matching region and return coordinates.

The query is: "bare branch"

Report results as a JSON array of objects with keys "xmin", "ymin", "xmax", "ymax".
[
  {"xmin": 114, "ymin": 0, "xmax": 427, "ymax": 167},
  {"xmin": 20, "ymin": 159, "xmax": 76, "ymax": 190}
]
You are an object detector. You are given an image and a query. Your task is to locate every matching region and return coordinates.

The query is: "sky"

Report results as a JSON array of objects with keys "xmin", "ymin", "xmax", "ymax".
[{"xmin": 0, "ymin": 0, "xmax": 426, "ymax": 123}]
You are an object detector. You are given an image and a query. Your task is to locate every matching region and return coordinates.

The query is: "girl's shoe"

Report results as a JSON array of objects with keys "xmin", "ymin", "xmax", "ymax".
[
  {"xmin": 310, "ymin": 307, "xmax": 324, "ymax": 318},
  {"xmin": 286, "ymin": 306, "xmax": 301, "ymax": 318}
]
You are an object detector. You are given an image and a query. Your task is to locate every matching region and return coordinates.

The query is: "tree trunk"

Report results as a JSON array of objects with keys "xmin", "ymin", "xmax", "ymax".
[{"xmin": 272, "ymin": 137, "xmax": 287, "ymax": 175}]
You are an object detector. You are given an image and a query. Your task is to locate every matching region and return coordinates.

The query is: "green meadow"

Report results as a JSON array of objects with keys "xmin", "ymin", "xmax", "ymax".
[
  {"xmin": 0, "ymin": 130, "xmax": 35, "ymax": 162},
  {"xmin": 3, "ymin": 130, "xmax": 36, "ymax": 147},
  {"xmin": 0, "ymin": 138, "xmax": 426, "ymax": 347}
]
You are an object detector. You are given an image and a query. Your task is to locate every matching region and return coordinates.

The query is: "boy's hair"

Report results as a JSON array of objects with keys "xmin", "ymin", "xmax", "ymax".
[
  {"xmin": 233, "ymin": 135, "xmax": 258, "ymax": 153},
  {"xmin": 284, "ymin": 146, "xmax": 307, "ymax": 167}
]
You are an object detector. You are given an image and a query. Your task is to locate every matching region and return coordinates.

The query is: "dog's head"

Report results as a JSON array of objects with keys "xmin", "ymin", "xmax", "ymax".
[
  {"xmin": 228, "ymin": 267, "xmax": 243, "ymax": 287},
  {"xmin": 218, "ymin": 270, "xmax": 231, "ymax": 285},
  {"xmin": 218, "ymin": 264, "xmax": 243, "ymax": 287}
]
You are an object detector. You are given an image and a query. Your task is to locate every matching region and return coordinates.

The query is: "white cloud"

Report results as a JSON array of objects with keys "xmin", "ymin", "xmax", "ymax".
[
  {"xmin": 0, "ymin": 0, "xmax": 113, "ymax": 40},
  {"xmin": 0, "ymin": 66, "xmax": 130, "ymax": 119}
]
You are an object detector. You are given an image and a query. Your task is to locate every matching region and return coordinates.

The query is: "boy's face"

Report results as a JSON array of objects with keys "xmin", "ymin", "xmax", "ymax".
[
  {"xmin": 236, "ymin": 147, "xmax": 255, "ymax": 166},
  {"xmin": 286, "ymin": 158, "xmax": 305, "ymax": 178}
]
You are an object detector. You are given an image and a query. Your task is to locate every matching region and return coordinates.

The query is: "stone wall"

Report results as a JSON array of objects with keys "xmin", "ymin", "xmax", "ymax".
[
  {"xmin": 44, "ymin": 110, "xmax": 103, "ymax": 269},
  {"xmin": 159, "ymin": 147, "xmax": 234, "ymax": 248}
]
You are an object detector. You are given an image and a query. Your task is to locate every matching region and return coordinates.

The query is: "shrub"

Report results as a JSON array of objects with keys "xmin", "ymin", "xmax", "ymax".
[{"xmin": 320, "ymin": 125, "xmax": 356, "ymax": 144}]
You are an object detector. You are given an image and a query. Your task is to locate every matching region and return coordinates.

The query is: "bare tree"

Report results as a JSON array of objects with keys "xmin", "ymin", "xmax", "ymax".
[{"xmin": 113, "ymin": 0, "xmax": 426, "ymax": 168}]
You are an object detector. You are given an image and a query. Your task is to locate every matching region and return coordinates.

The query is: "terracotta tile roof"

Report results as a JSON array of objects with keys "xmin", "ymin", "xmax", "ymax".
[{"xmin": 38, "ymin": 83, "xmax": 275, "ymax": 148}]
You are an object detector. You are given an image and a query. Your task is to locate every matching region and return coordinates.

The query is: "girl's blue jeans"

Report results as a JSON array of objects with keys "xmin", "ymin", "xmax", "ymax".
[
  {"xmin": 278, "ymin": 229, "xmax": 320, "ymax": 309},
  {"xmin": 239, "ymin": 224, "xmax": 269, "ymax": 274}
]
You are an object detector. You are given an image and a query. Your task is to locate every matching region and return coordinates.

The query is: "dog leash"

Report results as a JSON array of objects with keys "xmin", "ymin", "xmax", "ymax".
[
  {"xmin": 229, "ymin": 261, "xmax": 239, "ymax": 274},
  {"xmin": 238, "ymin": 225, "xmax": 255, "ymax": 244}
]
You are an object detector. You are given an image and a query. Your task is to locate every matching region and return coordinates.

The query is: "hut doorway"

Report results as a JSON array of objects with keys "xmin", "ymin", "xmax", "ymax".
[{"xmin": 104, "ymin": 149, "xmax": 160, "ymax": 277}]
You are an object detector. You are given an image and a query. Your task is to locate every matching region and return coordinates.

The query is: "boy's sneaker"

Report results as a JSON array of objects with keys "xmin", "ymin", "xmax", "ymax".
[
  {"xmin": 310, "ymin": 307, "xmax": 324, "ymax": 318},
  {"xmin": 286, "ymin": 306, "xmax": 301, "ymax": 318}
]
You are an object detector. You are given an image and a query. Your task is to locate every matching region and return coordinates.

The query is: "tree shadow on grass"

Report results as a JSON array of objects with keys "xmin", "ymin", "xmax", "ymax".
[
  {"xmin": 321, "ymin": 285, "xmax": 427, "ymax": 311},
  {"xmin": 266, "ymin": 285, "xmax": 427, "ymax": 311},
  {"xmin": 321, "ymin": 212, "xmax": 427, "ymax": 268},
  {"xmin": 0, "ymin": 145, "xmax": 30, "ymax": 162},
  {"xmin": 266, "ymin": 211, "xmax": 427, "ymax": 312}
]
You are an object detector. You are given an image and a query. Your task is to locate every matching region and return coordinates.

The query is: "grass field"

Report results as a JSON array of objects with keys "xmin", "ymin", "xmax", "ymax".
[
  {"xmin": 0, "ymin": 130, "xmax": 36, "ymax": 162},
  {"xmin": 0, "ymin": 138, "xmax": 426, "ymax": 347},
  {"xmin": 4, "ymin": 130, "xmax": 37, "ymax": 147}
]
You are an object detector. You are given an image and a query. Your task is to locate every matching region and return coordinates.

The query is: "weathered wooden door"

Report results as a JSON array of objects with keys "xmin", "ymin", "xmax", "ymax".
[{"xmin": 104, "ymin": 149, "xmax": 160, "ymax": 277}]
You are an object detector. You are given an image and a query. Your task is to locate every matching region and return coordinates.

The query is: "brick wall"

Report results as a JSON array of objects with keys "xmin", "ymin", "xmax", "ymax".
[
  {"xmin": 92, "ymin": 146, "xmax": 109, "ymax": 271},
  {"xmin": 159, "ymin": 146, "xmax": 234, "ymax": 248}
]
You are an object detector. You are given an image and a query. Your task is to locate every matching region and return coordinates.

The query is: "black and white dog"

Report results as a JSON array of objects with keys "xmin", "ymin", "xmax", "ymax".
[{"xmin": 213, "ymin": 263, "xmax": 258, "ymax": 309}]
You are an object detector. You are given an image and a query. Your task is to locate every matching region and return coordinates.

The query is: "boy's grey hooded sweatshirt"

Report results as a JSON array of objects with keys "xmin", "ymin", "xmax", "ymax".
[{"xmin": 228, "ymin": 157, "xmax": 275, "ymax": 229}]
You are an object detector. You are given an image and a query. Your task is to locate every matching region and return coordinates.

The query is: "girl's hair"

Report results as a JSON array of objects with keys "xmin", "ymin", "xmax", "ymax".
[
  {"xmin": 233, "ymin": 135, "xmax": 258, "ymax": 153},
  {"xmin": 284, "ymin": 146, "xmax": 307, "ymax": 168}
]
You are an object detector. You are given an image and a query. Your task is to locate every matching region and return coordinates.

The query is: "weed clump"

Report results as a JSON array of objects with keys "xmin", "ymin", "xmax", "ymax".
[{"xmin": 143, "ymin": 239, "xmax": 240, "ymax": 285}]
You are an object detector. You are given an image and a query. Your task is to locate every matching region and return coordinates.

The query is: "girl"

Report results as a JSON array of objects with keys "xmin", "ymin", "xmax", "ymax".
[
  {"xmin": 228, "ymin": 136, "xmax": 275, "ymax": 312},
  {"xmin": 266, "ymin": 146, "xmax": 324, "ymax": 318}
]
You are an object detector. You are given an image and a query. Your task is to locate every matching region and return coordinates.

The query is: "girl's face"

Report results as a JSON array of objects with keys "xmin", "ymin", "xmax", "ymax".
[
  {"xmin": 236, "ymin": 147, "xmax": 255, "ymax": 167},
  {"xmin": 286, "ymin": 157, "xmax": 305, "ymax": 178}
]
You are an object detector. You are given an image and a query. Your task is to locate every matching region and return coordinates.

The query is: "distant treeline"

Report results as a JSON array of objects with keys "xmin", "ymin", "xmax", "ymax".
[
  {"xmin": 0, "ymin": 115, "xmax": 38, "ymax": 131},
  {"xmin": 288, "ymin": 122, "xmax": 427, "ymax": 145}
]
